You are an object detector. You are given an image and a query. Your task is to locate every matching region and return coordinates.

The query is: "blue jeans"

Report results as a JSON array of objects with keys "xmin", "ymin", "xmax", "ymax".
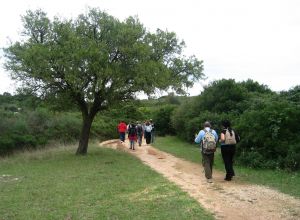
[
  {"xmin": 130, "ymin": 140, "xmax": 135, "ymax": 149},
  {"xmin": 119, "ymin": 132, "xmax": 125, "ymax": 142}
]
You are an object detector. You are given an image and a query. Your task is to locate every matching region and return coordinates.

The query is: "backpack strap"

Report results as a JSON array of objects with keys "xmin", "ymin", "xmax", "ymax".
[{"xmin": 201, "ymin": 129, "xmax": 209, "ymax": 148}]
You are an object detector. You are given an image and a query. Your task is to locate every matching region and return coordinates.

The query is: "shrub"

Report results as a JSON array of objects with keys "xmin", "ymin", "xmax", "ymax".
[
  {"xmin": 235, "ymin": 96, "xmax": 300, "ymax": 170},
  {"xmin": 237, "ymin": 151, "xmax": 265, "ymax": 168},
  {"xmin": 0, "ymin": 109, "xmax": 82, "ymax": 155},
  {"xmin": 47, "ymin": 112, "xmax": 81, "ymax": 142},
  {"xmin": 153, "ymin": 105, "xmax": 176, "ymax": 136}
]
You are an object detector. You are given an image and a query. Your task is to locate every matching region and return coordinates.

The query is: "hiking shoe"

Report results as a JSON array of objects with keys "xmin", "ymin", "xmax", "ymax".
[{"xmin": 207, "ymin": 178, "xmax": 213, "ymax": 183}]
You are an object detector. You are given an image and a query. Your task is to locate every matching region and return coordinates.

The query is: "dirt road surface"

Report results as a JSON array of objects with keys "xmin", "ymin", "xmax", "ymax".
[{"xmin": 100, "ymin": 139, "xmax": 300, "ymax": 220}]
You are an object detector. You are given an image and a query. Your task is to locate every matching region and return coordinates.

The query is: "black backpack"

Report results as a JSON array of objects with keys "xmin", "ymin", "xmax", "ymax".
[{"xmin": 128, "ymin": 125, "xmax": 136, "ymax": 135}]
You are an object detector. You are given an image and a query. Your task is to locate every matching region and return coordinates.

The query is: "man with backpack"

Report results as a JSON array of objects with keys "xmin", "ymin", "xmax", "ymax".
[
  {"xmin": 195, "ymin": 121, "xmax": 218, "ymax": 183},
  {"xmin": 128, "ymin": 122, "xmax": 137, "ymax": 150},
  {"xmin": 136, "ymin": 121, "xmax": 144, "ymax": 146}
]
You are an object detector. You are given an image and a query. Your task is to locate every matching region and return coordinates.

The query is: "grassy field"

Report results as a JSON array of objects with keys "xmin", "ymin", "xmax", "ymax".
[
  {"xmin": 153, "ymin": 136, "xmax": 300, "ymax": 198},
  {"xmin": 0, "ymin": 144, "xmax": 213, "ymax": 220}
]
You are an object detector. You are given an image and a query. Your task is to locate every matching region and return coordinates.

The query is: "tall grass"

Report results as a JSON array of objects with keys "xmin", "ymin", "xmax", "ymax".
[{"xmin": 0, "ymin": 144, "xmax": 213, "ymax": 220}]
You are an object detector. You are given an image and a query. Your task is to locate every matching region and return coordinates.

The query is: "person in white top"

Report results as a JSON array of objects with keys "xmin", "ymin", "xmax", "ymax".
[{"xmin": 144, "ymin": 121, "xmax": 152, "ymax": 144}]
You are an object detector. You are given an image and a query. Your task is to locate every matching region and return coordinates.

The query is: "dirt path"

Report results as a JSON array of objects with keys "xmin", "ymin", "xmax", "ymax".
[{"xmin": 100, "ymin": 139, "xmax": 300, "ymax": 220}]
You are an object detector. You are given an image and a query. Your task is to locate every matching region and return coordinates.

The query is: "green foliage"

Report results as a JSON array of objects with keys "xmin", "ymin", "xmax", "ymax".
[
  {"xmin": 4, "ymin": 8, "xmax": 204, "ymax": 154},
  {"xmin": 0, "ymin": 112, "xmax": 37, "ymax": 154},
  {"xmin": 0, "ymin": 92, "xmax": 14, "ymax": 105},
  {"xmin": 91, "ymin": 116, "xmax": 115, "ymax": 139},
  {"xmin": 0, "ymin": 94, "xmax": 161, "ymax": 155},
  {"xmin": 158, "ymin": 92, "xmax": 182, "ymax": 105},
  {"xmin": 171, "ymin": 79, "xmax": 260, "ymax": 142},
  {"xmin": 0, "ymin": 109, "xmax": 82, "ymax": 155},
  {"xmin": 47, "ymin": 112, "xmax": 82, "ymax": 142},
  {"xmin": 194, "ymin": 79, "xmax": 248, "ymax": 114},
  {"xmin": 235, "ymin": 95, "xmax": 300, "ymax": 170},
  {"xmin": 153, "ymin": 105, "xmax": 176, "ymax": 136},
  {"xmin": 237, "ymin": 151, "xmax": 265, "ymax": 168},
  {"xmin": 171, "ymin": 96, "xmax": 198, "ymax": 138},
  {"xmin": 170, "ymin": 79, "xmax": 300, "ymax": 170},
  {"xmin": 239, "ymin": 79, "xmax": 272, "ymax": 94},
  {"xmin": 280, "ymin": 85, "xmax": 300, "ymax": 103},
  {"xmin": 0, "ymin": 91, "xmax": 42, "ymax": 113}
]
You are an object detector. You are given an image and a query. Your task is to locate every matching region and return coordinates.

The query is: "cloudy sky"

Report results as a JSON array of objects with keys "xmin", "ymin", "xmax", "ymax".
[{"xmin": 0, "ymin": 0, "xmax": 299, "ymax": 96}]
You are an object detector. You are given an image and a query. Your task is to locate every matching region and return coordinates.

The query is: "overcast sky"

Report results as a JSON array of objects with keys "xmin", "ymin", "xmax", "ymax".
[{"xmin": 0, "ymin": 0, "xmax": 299, "ymax": 96}]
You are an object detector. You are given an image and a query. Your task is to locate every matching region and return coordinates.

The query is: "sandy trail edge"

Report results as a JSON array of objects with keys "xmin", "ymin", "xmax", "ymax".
[{"xmin": 100, "ymin": 139, "xmax": 300, "ymax": 220}]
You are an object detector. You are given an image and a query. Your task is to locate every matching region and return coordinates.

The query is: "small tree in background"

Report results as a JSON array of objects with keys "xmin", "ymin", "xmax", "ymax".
[{"xmin": 4, "ymin": 8, "xmax": 204, "ymax": 155}]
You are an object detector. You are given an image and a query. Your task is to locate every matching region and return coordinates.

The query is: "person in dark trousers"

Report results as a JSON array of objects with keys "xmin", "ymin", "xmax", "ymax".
[
  {"xmin": 150, "ymin": 119, "xmax": 155, "ymax": 143},
  {"xmin": 117, "ymin": 121, "xmax": 127, "ymax": 142},
  {"xmin": 220, "ymin": 120, "xmax": 240, "ymax": 181},
  {"xmin": 128, "ymin": 122, "xmax": 137, "ymax": 150},
  {"xmin": 144, "ymin": 121, "xmax": 152, "ymax": 144},
  {"xmin": 136, "ymin": 121, "xmax": 144, "ymax": 146},
  {"xmin": 195, "ymin": 121, "xmax": 218, "ymax": 183}
]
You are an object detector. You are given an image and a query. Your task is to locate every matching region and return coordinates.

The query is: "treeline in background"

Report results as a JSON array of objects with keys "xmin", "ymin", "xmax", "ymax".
[{"xmin": 1, "ymin": 79, "xmax": 299, "ymax": 171}]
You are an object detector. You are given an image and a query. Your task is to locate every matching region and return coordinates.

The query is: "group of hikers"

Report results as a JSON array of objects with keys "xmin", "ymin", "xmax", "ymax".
[
  {"xmin": 195, "ymin": 120, "xmax": 240, "ymax": 183},
  {"xmin": 117, "ymin": 120, "xmax": 155, "ymax": 150},
  {"xmin": 118, "ymin": 118, "xmax": 239, "ymax": 184}
]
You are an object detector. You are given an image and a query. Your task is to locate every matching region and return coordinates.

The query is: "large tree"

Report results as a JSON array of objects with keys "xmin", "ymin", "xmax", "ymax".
[{"xmin": 4, "ymin": 8, "xmax": 204, "ymax": 155}]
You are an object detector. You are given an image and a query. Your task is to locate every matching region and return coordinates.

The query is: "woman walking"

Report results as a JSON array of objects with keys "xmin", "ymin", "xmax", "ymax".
[
  {"xmin": 128, "ymin": 122, "xmax": 137, "ymax": 150},
  {"xmin": 220, "ymin": 120, "xmax": 240, "ymax": 181}
]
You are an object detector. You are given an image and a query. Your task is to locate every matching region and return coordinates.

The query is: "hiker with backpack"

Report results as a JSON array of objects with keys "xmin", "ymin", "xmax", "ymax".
[
  {"xmin": 128, "ymin": 122, "xmax": 137, "ymax": 150},
  {"xmin": 117, "ymin": 121, "xmax": 127, "ymax": 143},
  {"xmin": 195, "ymin": 121, "xmax": 218, "ymax": 183},
  {"xmin": 136, "ymin": 121, "xmax": 144, "ymax": 146},
  {"xmin": 220, "ymin": 120, "xmax": 240, "ymax": 181}
]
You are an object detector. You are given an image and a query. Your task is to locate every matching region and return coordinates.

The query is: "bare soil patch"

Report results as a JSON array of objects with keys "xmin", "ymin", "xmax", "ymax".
[{"xmin": 100, "ymin": 139, "xmax": 300, "ymax": 220}]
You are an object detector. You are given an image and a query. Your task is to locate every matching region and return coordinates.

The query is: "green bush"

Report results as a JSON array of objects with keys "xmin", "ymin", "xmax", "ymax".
[
  {"xmin": 170, "ymin": 79, "xmax": 300, "ymax": 171},
  {"xmin": 233, "ymin": 150, "xmax": 265, "ymax": 168},
  {"xmin": 0, "ymin": 136, "xmax": 14, "ymax": 154},
  {"xmin": 153, "ymin": 105, "xmax": 176, "ymax": 136},
  {"xmin": 91, "ymin": 115, "xmax": 119, "ymax": 140},
  {"xmin": 285, "ymin": 144, "xmax": 300, "ymax": 171},
  {"xmin": 235, "ymin": 96, "xmax": 300, "ymax": 170},
  {"xmin": 0, "ymin": 109, "xmax": 82, "ymax": 155},
  {"xmin": 47, "ymin": 112, "xmax": 81, "ymax": 142}
]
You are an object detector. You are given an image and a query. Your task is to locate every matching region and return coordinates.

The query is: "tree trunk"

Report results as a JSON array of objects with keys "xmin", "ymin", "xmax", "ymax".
[{"xmin": 76, "ymin": 115, "xmax": 93, "ymax": 155}]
